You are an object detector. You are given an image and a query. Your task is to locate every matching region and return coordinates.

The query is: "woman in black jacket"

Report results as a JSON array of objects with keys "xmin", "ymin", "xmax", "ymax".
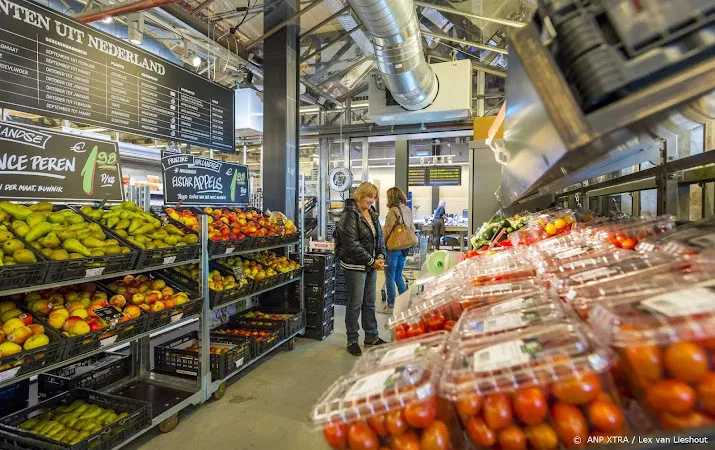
[{"xmin": 335, "ymin": 182, "xmax": 388, "ymax": 356}]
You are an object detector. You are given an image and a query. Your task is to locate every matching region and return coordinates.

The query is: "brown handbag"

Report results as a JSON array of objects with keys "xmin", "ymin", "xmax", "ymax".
[{"xmin": 386, "ymin": 207, "xmax": 418, "ymax": 251}]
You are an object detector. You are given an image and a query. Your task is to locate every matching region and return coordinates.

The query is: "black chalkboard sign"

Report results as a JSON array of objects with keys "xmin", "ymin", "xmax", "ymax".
[
  {"xmin": 0, "ymin": 121, "xmax": 124, "ymax": 201},
  {"xmin": 408, "ymin": 165, "xmax": 462, "ymax": 186},
  {"xmin": 0, "ymin": 0, "xmax": 234, "ymax": 151},
  {"xmin": 161, "ymin": 151, "xmax": 249, "ymax": 205}
]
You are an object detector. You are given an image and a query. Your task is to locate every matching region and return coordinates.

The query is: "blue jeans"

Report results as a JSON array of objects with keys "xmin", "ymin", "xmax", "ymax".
[
  {"xmin": 345, "ymin": 269, "xmax": 378, "ymax": 345},
  {"xmin": 385, "ymin": 250, "xmax": 407, "ymax": 307}
]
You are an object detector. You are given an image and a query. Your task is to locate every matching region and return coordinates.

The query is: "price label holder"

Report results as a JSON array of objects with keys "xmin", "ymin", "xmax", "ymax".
[
  {"xmin": 100, "ymin": 335, "xmax": 118, "ymax": 347},
  {"xmin": 163, "ymin": 256, "xmax": 177, "ymax": 265},
  {"xmin": 85, "ymin": 267, "xmax": 105, "ymax": 278},
  {"xmin": 170, "ymin": 313, "xmax": 184, "ymax": 323},
  {"xmin": 235, "ymin": 357, "xmax": 244, "ymax": 368},
  {"xmin": 225, "ymin": 247, "xmax": 235, "ymax": 255},
  {"xmin": 94, "ymin": 307, "xmax": 124, "ymax": 328},
  {"xmin": 0, "ymin": 367, "xmax": 21, "ymax": 382}
]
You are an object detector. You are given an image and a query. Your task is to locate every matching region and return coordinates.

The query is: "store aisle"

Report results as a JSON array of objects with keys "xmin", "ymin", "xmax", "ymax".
[{"xmin": 127, "ymin": 304, "xmax": 391, "ymax": 450}]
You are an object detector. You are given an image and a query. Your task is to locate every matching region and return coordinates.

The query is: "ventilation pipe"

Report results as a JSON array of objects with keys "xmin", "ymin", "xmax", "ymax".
[
  {"xmin": 75, "ymin": 0, "xmax": 180, "ymax": 24},
  {"xmin": 347, "ymin": 0, "xmax": 438, "ymax": 110}
]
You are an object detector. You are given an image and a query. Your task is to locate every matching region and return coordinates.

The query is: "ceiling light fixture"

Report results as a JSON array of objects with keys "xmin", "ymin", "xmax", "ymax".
[
  {"xmin": 127, "ymin": 13, "xmax": 143, "ymax": 45},
  {"xmin": 191, "ymin": 53, "xmax": 202, "ymax": 67},
  {"xmin": 101, "ymin": 16, "xmax": 113, "ymax": 24}
]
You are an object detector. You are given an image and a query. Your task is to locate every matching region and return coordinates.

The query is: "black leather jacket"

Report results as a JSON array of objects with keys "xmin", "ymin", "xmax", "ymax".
[{"xmin": 335, "ymin": 199, "xmax": 386, "ymax": 271}]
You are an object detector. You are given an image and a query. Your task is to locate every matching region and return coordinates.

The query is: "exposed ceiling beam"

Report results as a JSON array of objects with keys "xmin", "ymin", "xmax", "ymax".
[
  {"xmin": 299, "ymin": 5, "xmax": 351, "ymax": 40},
  {"xmin": 414, "ymin": 1, "xmax": 527, "ymax": 28},
  {"xmin": 75, "ymin": 0, "xmax": 180, "ymax": 23},
  {"xmin": 422, "ymin": 30, "xmax": 508, "ymax": 55},
  {"xmin": 300, "ymin": 24, "xmax": 363, "ymax": 63},
  {"xmin": 310, "ymin": 55, "xmax": 370, "ymax": 85},
  {"xmin": 191, "ymin": 0, "xmax": 217, "ymax": 16},
  {"xmin": 245, "ymin": 0, "xmax": 324, "ymax": 50}
]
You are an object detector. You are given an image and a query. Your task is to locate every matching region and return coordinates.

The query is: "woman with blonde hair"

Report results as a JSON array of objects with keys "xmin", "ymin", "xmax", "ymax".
[
  {"xmin": 380, "ymin": 187, "xmax": 415, "ymax": 314},
  {"xmin": 334, "ymin": 182, "xmax": 387, "ymax": 356}
]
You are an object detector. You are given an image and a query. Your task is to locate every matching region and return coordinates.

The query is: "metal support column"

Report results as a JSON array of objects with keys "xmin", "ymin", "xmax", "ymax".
[
  {"xmin": 476, "ymin": 70, "xmax": 485, "ymax": 118},
  {"xmin": 395, "ymin": 139, "xmax": 409, "ymax": 196},
  {"xmin": 199, "ymin": 215, "xmax": 211, "ymax": 402},
  {"xmin": 318, "ymin": 136, "xmax": 329, "ymax": 238},
  {"xmin": 263, "ymin": 0, "xmax": 299, "ymax": 221}
]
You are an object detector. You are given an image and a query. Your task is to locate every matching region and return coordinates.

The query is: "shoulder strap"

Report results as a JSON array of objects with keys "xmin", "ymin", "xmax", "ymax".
[{"xmin": 394, "ymin": 206, "xmax": 405, "ymax": 225}]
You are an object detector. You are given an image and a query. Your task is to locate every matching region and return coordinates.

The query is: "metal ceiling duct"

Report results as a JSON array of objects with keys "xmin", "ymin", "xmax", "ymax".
[{"xmin": 346, "ymin": 0, "xmax": 438, "ymax": 110}]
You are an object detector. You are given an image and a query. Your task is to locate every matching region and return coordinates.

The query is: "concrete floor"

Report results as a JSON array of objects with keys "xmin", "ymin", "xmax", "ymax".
[{"xmin": 127, "ymin": 274, "xmax": 391, "ymax": 450}]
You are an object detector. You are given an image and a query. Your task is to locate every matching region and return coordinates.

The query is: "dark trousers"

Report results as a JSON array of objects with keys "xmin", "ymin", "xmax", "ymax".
[{"xmin": 344, "ymin": 269, "xmax": 378, "ymax": 344}]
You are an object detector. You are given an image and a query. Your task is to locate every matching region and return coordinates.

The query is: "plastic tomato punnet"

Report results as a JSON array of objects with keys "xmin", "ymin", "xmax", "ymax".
[
  {"xmin": 593, "ymin": 216, "xmax": 676, "ymax": 251},
  {"xmin": 353, "ymin": 331, "xmax": 448, "ymax": 374},
  {"xmin": 635, "ymin": 217, "xmax": 715, "ymax": 255},
  {"xmin": 311, "ymin": 359, "xmax": 463, "ymax": 450},
  {"xmin": 439, "ymin": 321, "xmax": 628, "ymax": 449},
  {"xmin": 588, "ymin": 281, "xmax": 715, "ymax": 432}
]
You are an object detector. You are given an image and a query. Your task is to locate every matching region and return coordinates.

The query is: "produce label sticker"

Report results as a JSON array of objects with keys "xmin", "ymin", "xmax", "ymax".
[
  {"xmin": 641, "ymin": 287, "xmax": 715, "ymax": 317},
  {"xmin": 163, "ymin": 256, "xmax": 177, "ymax": 265},
  {"xmin": 225, "ymin": 247, "xmax": 235, "ymax": 254},
  {"xmin": 0, "ymin": 367, "xmax": 21, "ymax": 382},
  {"xmin": 344, "ymin": 368, "xmax": 398, "ymax": 401},
  {"xmin": 481, "ymin": 313, "xmax": 528, "ymax": 333},
  {"xmin": 472, "ymin": 338, "xmax": 542, "ymax": 372},
  {"xmin": 488, "ymin": 296, "xmax": 536, "ymax": 315},
  {"xmin": 235, "ymin": 357, "xmax": 244, "ymax": 368},
  {"xmin": 555, "ymin": 247, "xmax": 589, "ymax": 259},
  {"xmin": 479, "ymin": 283, "xmax": 513, "ymax": 294},
  {"xmin": 569, "ymin": 267, "xmax": 618, "ymax": 283},
  {"xmin": 379, "ymin": 343, "xmax": 422, "ymax": 366},
  {"xmin": 100, "ymin": 335, "xmax": 118, "ymax": 347},
  {"xmin": 170, "ymin": 313, "xmax": 184, "ymax": 323},
  {"xmin": 85, "ymin": 267, "xmax": 105, "ymax": 278}
]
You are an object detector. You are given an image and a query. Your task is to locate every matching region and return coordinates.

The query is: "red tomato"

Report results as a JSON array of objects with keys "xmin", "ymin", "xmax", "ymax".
[
  {"xmin": 524, "ymin": 423, "xmax": 559, "ymax": 450},
  {"xmin": 455, "ymin": 392, "xmax": 482, "ymax": 419},
  {"xmin": 389, "ymin": 431, "xmax": 420, "ymax": 450},
  {"xmin": 404, "ymin": 397, "xmax": 437, "ymax": 429},
  {"xmin": 466, "ymin": 415, "xmax": 496, "ymax": 447},
  {"xmin": 367, "ymin": 415, "xmax": 388, "ymax": 437},
  {"xmin": 406, "ymin": 323, "xmax": 425, "ymax": 338},
  {"xmin": 323, "ymin": 421, "xmax": 348, "ymax": 449},
  {"xmin": 620, "ymin": 238, "xmax": 637, "ymax": 250},
  {"xmin": 444, "ymin": 320, "xmax": 457, "ymax": 332},
  {"xmin": 347, "ymin": 421, "xmax": 379, "ymax": 450},
  {"xmin": 419, "ymin": 420, "xmax": 450, "ymax": 450},
  {"xmin": 395, "ymin": 329, "xmax": 406, "ymax": 340},
  {"xmin": 513, "ymin": 387, "xmax": 548, "ymax": 426},
  {"xmin": 385, "ymin": 409, "xmax": 408, "ymax": 435},
  {"xmin": 587, "ymin": 399, "xmax": 625, "ymax": 433},
  {"xmin": 646, "ymin": 379, "xmax": 695, "ymax": 414},
  {"xmin": 660, "ymin": 411, "xmax": 713, "ymax": 430},
  {"xmin": 696, "ymin": 372, "xmax": 715, "ymax": 415},
  {"xmin": 498, "ymin": 424, "xmax": 527, "ymax": 450},
  {"xmin": 425, "ymin": 313, "xmax": 446, "ymax": 331},
  {"xmin": 664, "ymin": 341, "xmax": 708, "ymax": 383},
  {"xmin": 484, "ymin": 393, "xmax": 513, "ymax": 430},
  {"xmin": 624, "ymin": 345, "xmax": 663, "ymax": 384},
  {"xmin": 551, "ymin": 403, "xmax": 588, "ymax": 448},
  {"xmin": 552, "ymin": 372, "xmax": 602, "ymax": 404}
]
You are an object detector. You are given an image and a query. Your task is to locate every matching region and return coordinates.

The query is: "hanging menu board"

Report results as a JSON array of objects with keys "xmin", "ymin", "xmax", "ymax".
[
  {"xmin": 0, "ymin": 120, "xmax": 123, "ymax": 201},
  {"xmin": 161, "ymin": 151, "xmax": 248, "ymax": 205},
  {"xmin": 0, "ymin": 0, "xmax": 234, "ymax": 151},
  {"xmin": 408, "ymin": 165, "xmax": 462, "ymax": 186}
]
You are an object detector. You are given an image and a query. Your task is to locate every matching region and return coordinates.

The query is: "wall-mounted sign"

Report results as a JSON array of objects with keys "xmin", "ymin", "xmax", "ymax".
[
  {"xmin": 161, "ymin": 151, "xmax": 249, "ymax": 205},
  {"xmin": 0, "ymin": 121, "xmax": 123, "ymax": 201},
  {"xmin": 0, "ymin": 0, "xmax": 235, "ymax": 151},
  {"xmin": 408, "ymin": 165, "xmax": 461, "ymax": 186}
]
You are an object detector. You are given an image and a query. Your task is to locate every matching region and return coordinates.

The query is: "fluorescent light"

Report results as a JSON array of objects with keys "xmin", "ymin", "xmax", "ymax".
[
  {"xmin": 101, "ymin": 16, "xmax": 113, "ymax": 24},
  {"xmin": 191, "ymin": 54, "xmax": 202, "ymax": 67},
  {"xmin": 127, "ymin": 13, "xmax": 143, "ymax": 45}
]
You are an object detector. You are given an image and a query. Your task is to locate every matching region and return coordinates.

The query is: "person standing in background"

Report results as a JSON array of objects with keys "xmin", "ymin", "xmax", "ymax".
[
  {"xmin": 333, "ymin": 182, "xmax": 388, "ymax": 356},
  {"xmin": 380, "ymin": 187, "xmax": 415, "ymax": 314},
  {"xmin": 432, "ymin": 200, "xmax": 447, "ymax": 250}
]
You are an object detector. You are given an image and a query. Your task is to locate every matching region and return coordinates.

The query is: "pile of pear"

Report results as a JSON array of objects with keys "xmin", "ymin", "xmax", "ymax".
[
  {"xmin": 0, "ymin": 202, "xmax": 131, "ymax": 264},
  {"xmin": 81, "ymin": 201, "xmax": 198, "ymax": 250}
]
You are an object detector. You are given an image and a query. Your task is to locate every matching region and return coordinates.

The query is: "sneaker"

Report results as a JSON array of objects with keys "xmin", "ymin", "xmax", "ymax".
[
  {"xmin": 364, "ymin": 337, "xmax": 388, "ymax": 347},
  {"xmin": 347, "ymin": 343, "xmax": 362, "ymax": 356},
  {"xmin": 377, "ymin": 305, "xmax": 394, "ymax": 315}
]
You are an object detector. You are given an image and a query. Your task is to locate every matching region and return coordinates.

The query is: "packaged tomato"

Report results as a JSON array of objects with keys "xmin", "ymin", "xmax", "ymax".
[
  {"xmin": 440, "ymin": 321, "xmax": 628, "ymax": 448},
  {"xmin": 449, "ymin": 299, "xmax": 565, "ymax": 348},
  {"xmin": 312, "ymin": 359, "xmax": 462, "ymax": 450},
  {"xmin": 552, "ymin": 253, "xmax": 687, "ymax": 300},
  {"xmin": 593, "ymin": 215, "xmax": 676, "ymax": 250},
  {"xmin": 466, "ymin": 258, "xmax": 537, "ymax": 286},
  {"xmin": 636, "ymin": 217, "xmax": 715, "ymax": 254},
  {"xmin": 531, "ymin": 241, "xmax": 628, "ymax": 276},
  {"xmin": 353, "ymin": 331, "xmax": 448, "ymax": 374},
  {"xmin": 509, "ymin": 210, "xmax": 577, "ymax": 246},
  {"xmin": 389, "ymin": 281, "xmax": 543, "ymax": 341},
  {"xmin": 588, "ymin": 281, "xmax": 715, "ymax": 431}
]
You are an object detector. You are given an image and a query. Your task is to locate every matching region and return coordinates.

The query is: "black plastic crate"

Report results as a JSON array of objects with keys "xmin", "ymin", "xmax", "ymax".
[
  {"xmin": 0, "ymin": 380, "xmax": 29, "ymax": 418},
  {"xmin": 251, "ymin": 266, "xmax": 302, "ymax": 294},
  {"xmin": 304, "ymin": 268, "xmax": 336, "ymax": 287},
  {"xmin": 206, "ymin": 333, "xmax": 255, "ymax": 361},
  {"xmin": 153, "ymin": 331, "xmax": 249, "ymax": 381},
  {"xmin": 305, "ymin": 279, "xmax": 335, "ymax": 299},
  {"xmin": 210, "ymin": 322, "xmax": 283, "ymax": 358},
  {"xmin": 304, "ymin": 253, "xmax": 335, "ymax": 273},
  {"xmin": 0, "ymin": 388, "xmax": 150, "ymax": 450},
  {"xmin": 0, "ymin": 315, "xmax": 64, "ymax": 381},
  {"xmin": 234, "ymin": 308, "xmax": 305, "ymax": 338},
  {"xmin": 97, "ymin": 271, "xmax": 202, "ymax": 330},
  {"xmin": 37, "ymin": 353, "xmax": 131, "ymax": 400},
  {"xmin": 162, "ymin": 264, "xmax": 253, "ymax": 309},
  {"xmin": 306, "ymin": 293, "xmax": 334, "ymax": 312},
  {"xmin": 302, "ymin": 319, "xmax": 334, "ymax": 341},
  {"xmin": 307, "ymin": 305, "xmax": 334, "ymax": 329},
  {"xmin": 0, "ymin": 228, "xmax": 51, "ymax": 290}
]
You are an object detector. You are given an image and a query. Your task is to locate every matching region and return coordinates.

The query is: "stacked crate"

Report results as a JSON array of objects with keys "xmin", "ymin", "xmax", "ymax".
[
  {"xmin": 334, "ymin": 258, "xmax": 348, "ymax": 306},
  {"xmin": 303, "ymin": 252, "xmax": 336, "ymax": 340}
]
